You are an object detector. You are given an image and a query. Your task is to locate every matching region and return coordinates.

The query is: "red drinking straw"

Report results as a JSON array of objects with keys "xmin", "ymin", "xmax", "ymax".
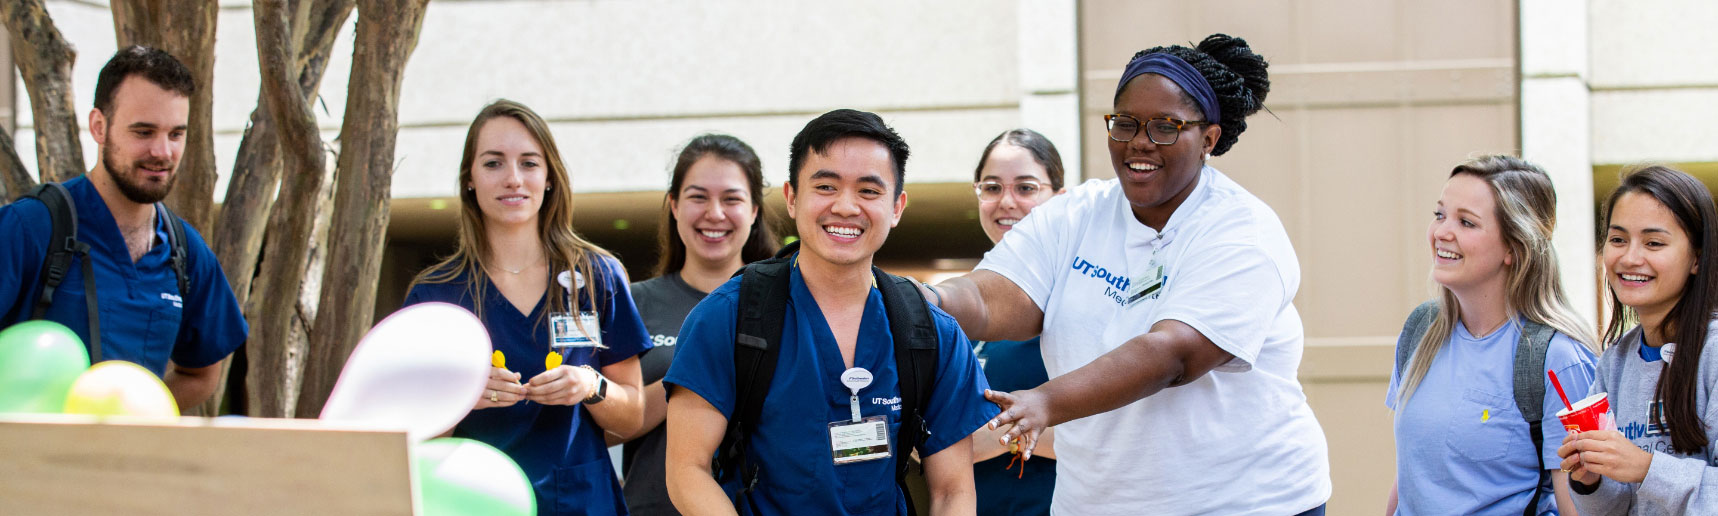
[{"xmin": 1548, "ymin": 369, "xmax": 1573, "ymax": 412}]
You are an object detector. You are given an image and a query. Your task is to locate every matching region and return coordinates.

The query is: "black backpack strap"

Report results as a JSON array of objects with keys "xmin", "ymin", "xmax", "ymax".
[
  {"xmin": 1514, "ymin": 319, "xmax": 1555, "ymax": 516},
  {"xmin": 1394, "ymin": 300, "xmax": 1440, "ymax": 382},
  {"xmin": 22, "ymin": 183, "xmax": 100, "ymax": 362},
  {"xmin": 874, "ymin": 266, "xmax": 938, "ymax": 516},
  {"xmin": 715, "ymin": 242, "xmax": 797, "ymax": 511},
  {"xmin": 155, "ymin": 202, "xmax": 190, "ymax": 297}
]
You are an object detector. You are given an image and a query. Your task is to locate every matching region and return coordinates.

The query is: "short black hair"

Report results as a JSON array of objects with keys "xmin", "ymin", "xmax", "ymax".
[
  {"xmin": 1125, "ymin": 34, "xmax": 1270, "ymax": 156},
  {"xmin": 93, "ymin": 45, "xmax": 196, "ymax": 117},
  {"xmin": 787, "ymin": 109, "xmax": 910, "ymax": 196}
]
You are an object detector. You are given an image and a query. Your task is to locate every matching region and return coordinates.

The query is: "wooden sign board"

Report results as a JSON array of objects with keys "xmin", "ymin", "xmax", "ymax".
[{"xmin": 0, "ymin": 415, "xmax": 414, "ymax": 515}]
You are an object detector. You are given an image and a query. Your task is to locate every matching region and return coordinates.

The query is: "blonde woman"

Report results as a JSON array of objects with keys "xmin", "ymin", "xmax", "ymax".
[
  {"xmin": 1387, "ymin": 155, "xmax": 1599, "ymax": 516},
  {"xmin": 403, "ymin": 99, "xmax": 650, "ymax": 515}
]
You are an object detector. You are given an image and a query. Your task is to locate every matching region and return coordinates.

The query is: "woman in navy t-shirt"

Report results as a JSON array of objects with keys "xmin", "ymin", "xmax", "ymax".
[
  {"xmin": 403, "ymin": 100, "xmax": 651, "ymax": 515},
  {"xmin": 966, "ymin": 129, "xmax": 1067, "ymax": 515}
]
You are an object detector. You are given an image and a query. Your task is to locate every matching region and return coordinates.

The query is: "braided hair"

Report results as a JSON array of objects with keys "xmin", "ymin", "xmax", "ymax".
[{"xmin": 1126, "ymin": 34, "xmax": 1269, "ymax": 156}]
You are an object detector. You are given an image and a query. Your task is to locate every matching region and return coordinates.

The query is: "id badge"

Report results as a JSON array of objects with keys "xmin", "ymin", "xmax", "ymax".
[
  {"xmin": 828, "ymin": 415, "xmax": 892, "ymax": 465},
  {"xmin": 1123, "ymin": 262, "xmax": 1166, "ymax": 306},
  {"xmin": 550, "ymin": 311, "xmax": 604, "ymax": 350}
]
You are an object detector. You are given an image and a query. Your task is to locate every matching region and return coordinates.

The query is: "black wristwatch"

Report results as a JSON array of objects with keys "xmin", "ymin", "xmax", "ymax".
[{"xmin": 581, "ymin": 365, "xmax": 608, "ymax": 405}]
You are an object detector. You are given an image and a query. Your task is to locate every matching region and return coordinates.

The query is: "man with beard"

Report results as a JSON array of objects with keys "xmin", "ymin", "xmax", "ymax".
[{"xmin": 0, "ymin": 46, "xmax": 247, "ymax": 411}]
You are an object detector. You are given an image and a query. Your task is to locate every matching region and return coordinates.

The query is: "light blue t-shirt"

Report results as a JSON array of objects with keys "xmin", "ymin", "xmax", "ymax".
[{"xmin": 1386, "ymin": 317, "xmax": 1599, "ymax": 516}]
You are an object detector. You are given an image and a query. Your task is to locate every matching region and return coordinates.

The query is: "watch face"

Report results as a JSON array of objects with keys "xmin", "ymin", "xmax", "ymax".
[{"xmin": 585, "ymin": 375, "xmax": 608, "ymax": 404}]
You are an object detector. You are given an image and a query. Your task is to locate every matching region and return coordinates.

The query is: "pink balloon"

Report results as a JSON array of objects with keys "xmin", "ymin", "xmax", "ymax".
[{"xmin": 321, "ymin": 303, "xmax": 491, "ymax": 441}]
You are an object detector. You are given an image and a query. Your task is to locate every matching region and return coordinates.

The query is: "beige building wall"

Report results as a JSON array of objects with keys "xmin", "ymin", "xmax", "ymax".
[{"xmin": 1080, "ymin": 1, "xmax": 1519, "ymax": 514}]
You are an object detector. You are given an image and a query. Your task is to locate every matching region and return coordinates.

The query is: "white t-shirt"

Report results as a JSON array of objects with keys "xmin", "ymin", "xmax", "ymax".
[{"xmin": 977, "ymin": 167, "xmax": 1331, "ymax": 515}]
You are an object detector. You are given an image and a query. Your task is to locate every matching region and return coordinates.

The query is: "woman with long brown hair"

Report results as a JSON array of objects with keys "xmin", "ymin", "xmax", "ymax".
[
  {"xmin": 403, "ymin": 99, "xmax": 650, "ymax": 515},
  {"xmin": 1559, "ymin": 165, "xmax": 1718, "ymax": 515},
  {"xmin": 615, "ymin": 133, "xmax": 777, "ymax": 516}
]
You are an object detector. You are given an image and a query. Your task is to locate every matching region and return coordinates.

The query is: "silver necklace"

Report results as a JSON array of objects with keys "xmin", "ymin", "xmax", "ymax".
[{"xmin": 492, "ymin": 255, "xmax": 542, "ymax": 275}]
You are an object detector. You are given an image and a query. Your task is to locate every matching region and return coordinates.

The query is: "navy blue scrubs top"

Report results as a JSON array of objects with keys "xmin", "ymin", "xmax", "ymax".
[
  {"xmin": 404, "ymin": 254, "xmax": 650, "ymax": 516},
  {"xmin": 971, "ymin": 337, "xmax": 1054, "ymax": 516},
  {"xmin": 664, "ymin": 261, "xmax": 999, "ymax": 516},
  {"xmin": 0, "ymin": 176, "xmax": 248, "ymax": 375}
]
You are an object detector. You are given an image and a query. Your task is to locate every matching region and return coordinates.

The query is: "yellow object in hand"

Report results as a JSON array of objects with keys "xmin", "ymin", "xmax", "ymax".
[
  {"xmin": 545, "ymin": 351, "xmax": 563, "ymax": 370},
  {"xmin": 492, "ymin": 350, "xmax": 506, "ymax": 369}
]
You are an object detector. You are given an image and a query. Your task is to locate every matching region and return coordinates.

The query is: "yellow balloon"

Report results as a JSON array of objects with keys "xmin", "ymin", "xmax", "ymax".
[
  {"xmin": 62, "ymin": 361, "xmax": 178, "ymax": 420},
  {"xmin": 544, "ymin": 352, "xmax": 562, "ymax": 370}
]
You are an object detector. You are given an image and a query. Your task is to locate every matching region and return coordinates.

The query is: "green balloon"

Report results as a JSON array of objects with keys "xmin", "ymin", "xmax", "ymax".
[
  {"xmin": 414, "ymin": 438, "xmax": 535, "ymax": 516},
  {"xmin": 0, "ymin": 321, "xmax": 91, "ymax": 414}
]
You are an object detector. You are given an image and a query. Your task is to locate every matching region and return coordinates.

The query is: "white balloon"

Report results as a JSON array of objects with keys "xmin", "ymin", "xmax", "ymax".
[{"xmin": 321, "ymin": 302, "xmax": 491, "ymax": 441}]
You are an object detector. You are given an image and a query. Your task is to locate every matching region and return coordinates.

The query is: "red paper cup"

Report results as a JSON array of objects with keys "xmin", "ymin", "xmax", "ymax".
[{"xmin": 1556, "ymin": 392, "xmax": 1615, "ymax": 434}]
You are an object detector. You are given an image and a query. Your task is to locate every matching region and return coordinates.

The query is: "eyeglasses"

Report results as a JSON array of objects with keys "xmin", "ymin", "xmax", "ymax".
[
  {"xmin": 1103, "ymin": 114, "xmax": 1214, "ymax": 146},
  {"xmin": 974, "ymin": 180, "xmax": 1048, "ymax": 203}
]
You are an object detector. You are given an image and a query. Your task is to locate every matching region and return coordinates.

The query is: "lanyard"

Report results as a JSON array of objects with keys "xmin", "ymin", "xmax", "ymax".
[{"xmin": 840, "ymin": 367, "xmax": 873, "ymax": 423}]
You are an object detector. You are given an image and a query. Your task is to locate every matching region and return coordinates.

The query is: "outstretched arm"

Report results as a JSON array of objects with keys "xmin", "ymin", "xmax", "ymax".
[
  {"xmin": 925, "ymin": 270, "xmax": 1042, "ymax": 343},
  {"xmin": 984, "ymin": 319, "xmax": 1233, "ymax": 458}
]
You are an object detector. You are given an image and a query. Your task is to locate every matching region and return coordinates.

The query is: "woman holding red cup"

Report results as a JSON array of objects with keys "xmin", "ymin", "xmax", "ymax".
[
  {"xmin": 1558, "ymin": 165, "xmax": 1718, "ymax": 515},
  {"xmin": 1386, "ymin": 156, "xmax": 1599, "ymax": 515}
]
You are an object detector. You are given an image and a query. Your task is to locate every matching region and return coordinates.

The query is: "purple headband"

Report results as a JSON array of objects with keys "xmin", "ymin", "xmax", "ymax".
[{"xmin": 1116, "ymin": 53, "xmax": 1221, "ymax": 123}]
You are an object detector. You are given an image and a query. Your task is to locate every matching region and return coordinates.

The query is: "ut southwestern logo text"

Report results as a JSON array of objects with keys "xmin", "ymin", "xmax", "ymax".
[
  {"xmin": 1071, "ymin": 257, "xmax": 1130, "ymax": 291},
  {"xmin": 1071, "ymin": 256, "xmax": 1142, "ymax": 306}
]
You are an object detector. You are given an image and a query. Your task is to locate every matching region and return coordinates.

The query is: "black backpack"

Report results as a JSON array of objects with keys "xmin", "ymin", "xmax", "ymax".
[
  {"xmin": 15, "ymin": 182, "xmax": 190, "ymax": 362},
  {"xmin": 713, "ymin": 242, "xmax": 939, "ymax": 515},
  {"xmin": 1394, "ymin": 300, "xmax": 1554, "ymax": 516}
]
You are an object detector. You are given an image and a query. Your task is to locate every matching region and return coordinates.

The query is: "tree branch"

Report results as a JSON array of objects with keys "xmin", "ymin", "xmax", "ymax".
[
  {"xmin": 295, "ymin": 0, "xmax": 430, "ymax": 417},
  {"xmin": 3, "ymin": 0, "xmax": 84, "ymax": 183},
  {"xmin": 202, "ymin": 0, "xmax": 352, "ymax": 417},
  {"xmin": 243, "ymin": 0, "xmax": 329, "ymax": 417}
]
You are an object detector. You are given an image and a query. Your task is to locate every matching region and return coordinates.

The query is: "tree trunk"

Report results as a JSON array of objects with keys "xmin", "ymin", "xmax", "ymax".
[
  {"xmin": 2, "ymin": 0, "xmax": 83, "ymax": 184},
  {"xmin": 243, "ymin": 0, "xmax": 329, "ymax": 418},
  {"xmin": 0, "ymin": 128, "xmax": 32, "ymax": 202},
  {"xmin": 200, "ymin": 0, "xmax": 352, "ymax": 417},
  {"xmin": 111, "ymin": 0, "xmax": 218, "ymax": 233},
  {"xmin": 295, "ymin": 0, "xmax": 430, "ymax": 417}
]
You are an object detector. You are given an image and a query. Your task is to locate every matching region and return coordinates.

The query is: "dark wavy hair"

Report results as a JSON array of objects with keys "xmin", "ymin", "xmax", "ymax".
[
  {"xmin": 973, "ymin": 128, "xmax": 1065, "ymax": 191},
  {"xmin": 94, "ymin": 45, "xmax": 196, "ymax": 116},
  {"xmin": 1124, "ymin": 34, "xmax": 1269, "ymax": 156},
  {"xmin": 1601, "ymin": 165, "xmax": 1718, "ymax": 454},
  {"xmin": 654, "ymin": 134, "xmax": 779, "ymax": 277}
]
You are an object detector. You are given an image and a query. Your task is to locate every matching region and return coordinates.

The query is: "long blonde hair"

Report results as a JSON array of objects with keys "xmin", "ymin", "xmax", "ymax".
[
  {"xmin": 1395, "ymin": 156, "xmax": 1596, "ymax": 406},
  {"xmin": 410, "ymin": 99, "xmax": 613, "ymax": 327}
]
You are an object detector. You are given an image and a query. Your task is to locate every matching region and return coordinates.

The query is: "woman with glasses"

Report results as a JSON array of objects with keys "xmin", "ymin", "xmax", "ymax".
[
  {"xmin": 921, "ymin": 34, "xmax": 1331, "ymax": 515},
  {"xmin": 966, "ymin": 128, "xmax": 1065, "ymax": 516},
  {"xmin": 614, "ymin": 134, "xmax": 778, "ymax": 516}
]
